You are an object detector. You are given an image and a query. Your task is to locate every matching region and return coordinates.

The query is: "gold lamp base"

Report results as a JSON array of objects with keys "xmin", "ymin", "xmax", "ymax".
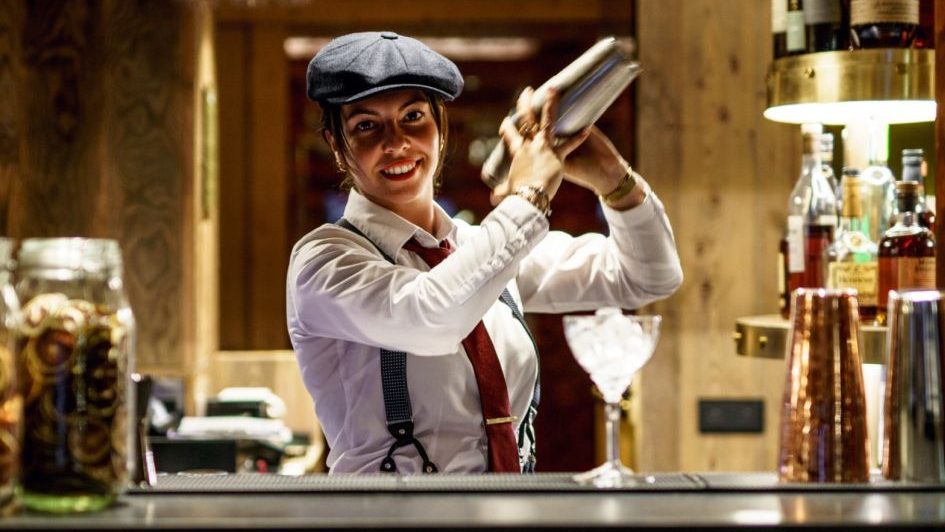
[{"xmin": 765, "ymin": 48, "xmax": 935, "ymax": 125}]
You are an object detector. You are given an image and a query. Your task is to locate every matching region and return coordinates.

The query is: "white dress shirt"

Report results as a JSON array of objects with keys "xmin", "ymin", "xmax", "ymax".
[{"xmin": 286, "ymin": 187, "xmax": 682, "ymax": 473}]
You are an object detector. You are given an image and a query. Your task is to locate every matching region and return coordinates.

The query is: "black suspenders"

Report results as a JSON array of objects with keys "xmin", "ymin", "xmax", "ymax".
[{"xmin": 335, "ymin": 218, "xmax": 540, "ymax": 473}]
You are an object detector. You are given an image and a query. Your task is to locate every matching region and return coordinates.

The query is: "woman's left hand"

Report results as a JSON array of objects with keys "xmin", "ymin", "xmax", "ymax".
[
  {"xmin": 560, "ymin": 126, "xmax": 647, "ymax": 210},
  {"xmin": 560, "ymin": 127, "xmax": 628, "ymax": 196}
]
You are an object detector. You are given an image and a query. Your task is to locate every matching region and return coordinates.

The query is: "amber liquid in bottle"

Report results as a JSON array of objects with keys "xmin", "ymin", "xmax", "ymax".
[
  {"xmin": 788, "ymin": 224, "xmax": 835, "ymax": 295},
  {"xmin": 877, "ymin": 182, "xmax": 936, "ymax": 324},
  {"xmin": 779, "ymin": 236, "xmax": 790, "ymax": 319}
]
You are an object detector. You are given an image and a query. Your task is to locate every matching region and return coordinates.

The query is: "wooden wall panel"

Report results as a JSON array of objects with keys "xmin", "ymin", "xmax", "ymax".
[
  {"xmin": 248, "ymin": 26, "xmax": 290, "ymax": 349},
  {"xmin": 217, "ymin": 25, "xmax": 251, "ymax": 350},
  {"xmin": 636, "ymin": 0, "xmax": 797, "ymax": 472},
  {"xmin": 3, "ymin": 0, "xmax": 196, "ymax": 380},
  {"xmin": 0, "ymin": 1, "xmax": 20, "ymax": 233},
  {"xmin": 215, "ymin": 0, "xmax": 632, "ymax": 37},
  {"xmin": 216, "ymin": 23, "xmax": 290, "ymax": 351}
]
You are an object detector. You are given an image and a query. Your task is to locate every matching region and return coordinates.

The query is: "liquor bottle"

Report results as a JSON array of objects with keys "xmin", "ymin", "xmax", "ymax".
[
  {"xmin": 773, "ymin": 0, "xmax": 789, "ymax": 58},
  {"xmin": 778, "ymin": 236, "xmax": 790, "ymax": 319},
  {"xmin": 821, "ymin": 132, "xmax": 837, "ymax": 194},
  {"xmin": 850, "ymin": 0, "xmax": 919, "ymax": 48},
  {"xmin": 805, "ymin": 0, "xmax": 847, "ymax": 52},
  {"xmin": 901, "ymin": 148, "xmax": 935, "ymax": 231},
  {"xmin": 787, "ymin": 0, "xmax": 807, "ymax": 55},
  {"xmin": 825, "ymin": 172, "xmax": 879, "ymax": 321},
  {"xmin": 913, "ymin": 0, "xmax": 934, "ymax": 49},
  {"xmin": 786, "ymin": 124, "xmax": 838, "ymax": 295},
  {"xmin": 877, "ymin": 181, "xmax": 936, "ymax": 324},
  {"xmin": 856, "ymin": 124, "xmax": 896, "ymax": 245}
]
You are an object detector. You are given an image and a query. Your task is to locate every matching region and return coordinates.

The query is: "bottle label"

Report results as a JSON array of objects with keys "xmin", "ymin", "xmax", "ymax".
[
  {"xmin": 851, "ymin": 0, "xmax": 919, "ymax": 26},
  {"xmin": 772, "ymin": 0, "xmax": 787, "ymax": 32},
  {"xmin": 827, "ymin": 262, "xmax": 878, "ymax": 306},
  {"xmin": 786, "ymin": 10, "xmax": 806, "ymax": 51},
  {"xmin": 804, "ymin": 0, "xmax": 842, "ymax": 24},
  {"xmin": 894, "ymin": 257, "xmax": 936, "ymax": 288},
  {"xmin": 815, "ymin": 214, "xmax": 838, "ymax": 227},
  {"xmin": 787, "ymin": 215, "xmax": 805, "ymax": 273}
]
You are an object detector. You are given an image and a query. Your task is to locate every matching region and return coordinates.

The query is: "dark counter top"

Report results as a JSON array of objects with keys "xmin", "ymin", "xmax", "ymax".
[{"xmin": 2, "ymin": 472, "xmax": 944, "ymax": 530}]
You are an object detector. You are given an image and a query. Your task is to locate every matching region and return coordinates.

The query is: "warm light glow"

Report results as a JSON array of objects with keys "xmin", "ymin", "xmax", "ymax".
[
  {"xmin": 731, "ymin": 509, "xmax": 782, "ymax": 525},
  {"xmin": 763, "ymin": 100, "xmax": 936, "ymax": 125},
  {"xmin": 284, "ymin": 36, "xmax": 541, "ymax": 62}
]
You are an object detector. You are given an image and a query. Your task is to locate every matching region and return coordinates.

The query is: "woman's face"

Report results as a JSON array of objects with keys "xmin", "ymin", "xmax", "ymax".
[{"xmin": 335, "ymin": 89, "xmax": 440, "ymax": 211}]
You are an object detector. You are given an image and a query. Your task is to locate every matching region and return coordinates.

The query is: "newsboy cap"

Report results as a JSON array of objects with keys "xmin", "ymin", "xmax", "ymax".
[{"xmin": 307, "ymin": 31, "xmax": 464, "ymax": 105}]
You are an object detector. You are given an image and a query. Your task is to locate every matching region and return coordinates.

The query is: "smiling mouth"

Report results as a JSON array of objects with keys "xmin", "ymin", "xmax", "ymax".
[{"xmin": 380, "ymin": 159, "xmax": 420, "ymax": 180}]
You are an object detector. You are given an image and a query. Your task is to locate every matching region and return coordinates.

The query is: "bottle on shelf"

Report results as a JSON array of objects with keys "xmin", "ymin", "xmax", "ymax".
[
  {"xmin": 877, "ymin": 181, "xmax": 936, "ymax": 324},
  {"xmin": 913, "ymin": 0, "xmax": 934, "ymax": 49},
  {"xmin": 825, "ymin": 171, "xmax": 879, "ymax": 322},
  {"xmin": 773, "ymin": 0, "xmax": 789, "ymax": 58},
  {"xmin": 805, "ymin": 0, "xmax": 848, "ymax": 52},
  {"xmin": 849, "ymin": 0, "xmax": 919, "ymax": 49},
  {"xmin": 779, "ymin": 236, "xmax": 790, "ymax": 319},
  {"xmin": 901, "ymin": 148, "xmax": 935, "ymax": 232},
  {"xmin": 787, "ymin": 0, "xmax": 807, "ymax": 55},
  {"xmin": 786, "ymin": 123, "xmax": 838, "ymax": 298},
  {"xmin": 853, "ymin": 123, "xmax": 896, "ymax": 245},
  {"xmin": 821, "ymin": 132, "xmax": 838, "ymax": 195}
]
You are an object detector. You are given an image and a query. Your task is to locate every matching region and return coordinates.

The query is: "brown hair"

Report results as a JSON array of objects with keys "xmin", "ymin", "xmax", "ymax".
[{"xmin": 320, "ymin": 91, "xmax": 449, "ymax": 192}]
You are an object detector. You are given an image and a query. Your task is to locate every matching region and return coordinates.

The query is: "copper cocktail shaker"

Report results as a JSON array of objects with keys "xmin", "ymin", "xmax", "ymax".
[
  {"xmin": 883, "ymin": 289, "xmax": 945, "ymax": 482},
  {"xmin": 480, "ymin": 37, "xmax": 641, "ymax": 188},
  {"xmin": 778, "ymin": 288, "xmax": 870, "ymax": 483}
]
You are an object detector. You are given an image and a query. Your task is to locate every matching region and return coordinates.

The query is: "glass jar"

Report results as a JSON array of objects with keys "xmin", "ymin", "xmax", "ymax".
[
  {"xmin": 15, "ymin": 238, "xmax": 135, "ymax": 513},
  {"xmin": 0, "ymin": 239, "xmax": 21, "ymax": 513}
]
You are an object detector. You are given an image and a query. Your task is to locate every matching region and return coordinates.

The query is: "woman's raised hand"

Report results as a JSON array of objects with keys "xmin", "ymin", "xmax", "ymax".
[{"xmin": 491, "ymin": 87, "xmax": 589, "ymax": 206}]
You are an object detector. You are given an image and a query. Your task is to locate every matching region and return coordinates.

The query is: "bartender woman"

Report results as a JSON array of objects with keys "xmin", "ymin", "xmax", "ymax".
[{"xmin": 286, "ymin": 31, "xmax": 683, "ymax": 474}]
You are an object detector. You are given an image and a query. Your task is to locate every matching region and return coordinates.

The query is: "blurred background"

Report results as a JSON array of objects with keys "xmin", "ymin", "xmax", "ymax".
[{"xmin": 0, "ymin": 0, "xmax": 939, "ymax": 474}]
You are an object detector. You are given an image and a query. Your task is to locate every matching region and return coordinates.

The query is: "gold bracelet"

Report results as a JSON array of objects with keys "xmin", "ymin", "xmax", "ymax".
[
  {"xmin": 600, "ymin": 164, "xmax": 637, "ymax": 206},
  {"xmin": 513, "ymin": 185, "xmax": 552, "ymax": 217}
]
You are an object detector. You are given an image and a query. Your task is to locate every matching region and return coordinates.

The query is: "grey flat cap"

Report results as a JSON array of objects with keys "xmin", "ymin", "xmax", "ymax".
[{"xmin": 307, "ymin": 31, "xmax": 464, "ymax": 105}]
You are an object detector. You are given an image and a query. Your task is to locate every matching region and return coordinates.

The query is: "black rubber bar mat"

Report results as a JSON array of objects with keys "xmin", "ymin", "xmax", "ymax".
[{"xmin": 129, "ymin": 472, "xmax": 701, "ymax": 494}]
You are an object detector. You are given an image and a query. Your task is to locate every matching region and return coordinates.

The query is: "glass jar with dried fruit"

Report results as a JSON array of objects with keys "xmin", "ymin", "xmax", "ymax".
[
  {"xmin": 14, "ymin": 239, "xmax": 135, "ymax": 513},
  {"xmin": 0, "ymin": 239, "xmax": 21, "ymax": 515}
]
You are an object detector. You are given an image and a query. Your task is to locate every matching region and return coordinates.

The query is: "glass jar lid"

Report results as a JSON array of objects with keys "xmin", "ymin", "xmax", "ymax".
[{"xmin": 17, "ymin": 238, "xmax": 123, "ymax": 275}]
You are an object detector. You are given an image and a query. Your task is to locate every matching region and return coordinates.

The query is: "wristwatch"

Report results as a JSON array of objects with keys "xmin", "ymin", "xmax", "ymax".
[{"xmin": 513, "ymin": 185, "xmax": 552, "ymax": 217}]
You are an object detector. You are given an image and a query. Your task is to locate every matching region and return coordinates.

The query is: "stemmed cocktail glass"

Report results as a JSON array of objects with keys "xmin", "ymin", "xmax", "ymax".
[{"xmin": 563, "ymin": 308, "xmax": 661, "ymax": 488}]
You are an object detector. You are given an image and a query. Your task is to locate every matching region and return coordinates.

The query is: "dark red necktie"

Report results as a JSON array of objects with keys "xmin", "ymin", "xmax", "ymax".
[{"xmin": 402, "ymin": 238, "xmax": 521, "ymax": 472}]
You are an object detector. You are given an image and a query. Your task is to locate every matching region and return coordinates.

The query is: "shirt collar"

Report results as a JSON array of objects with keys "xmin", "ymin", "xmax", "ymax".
[{"xmin": 342, "ymin": 190, "xmax": 456, "ymax": 260}]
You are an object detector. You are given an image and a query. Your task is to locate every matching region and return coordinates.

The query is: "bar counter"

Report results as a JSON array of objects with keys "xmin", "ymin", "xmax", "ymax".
[{"xmin": 2, "ymin": 472, "xmax": 944, "ymax": 530}]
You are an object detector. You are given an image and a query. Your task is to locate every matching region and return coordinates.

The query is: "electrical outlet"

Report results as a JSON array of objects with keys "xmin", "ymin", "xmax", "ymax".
[{"xmin": 698, "ymin": 399, "xmax": 764, "ymax": 434}]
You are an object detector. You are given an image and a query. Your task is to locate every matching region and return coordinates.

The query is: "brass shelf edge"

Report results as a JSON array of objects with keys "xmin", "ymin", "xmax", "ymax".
[
  {"xmin": 767, "ymin": 48, "xmax": 935, "ymax": 107},
  {"xmin": 734, "ymin": 314, "xmax": 887, "ymax": 365}
]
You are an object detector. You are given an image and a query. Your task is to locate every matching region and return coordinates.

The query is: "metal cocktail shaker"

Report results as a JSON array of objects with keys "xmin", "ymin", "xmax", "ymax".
[
  {"xmin": 480, "ymin": 37, "xmax": 642, "ymax": 188},
  {"xmin": 883, "ymin": 289, "xmax": 945, "ymax": 482},
  {"xmin": 778, "ymin": 288, "xmax": 871, "ymax": 483}
]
